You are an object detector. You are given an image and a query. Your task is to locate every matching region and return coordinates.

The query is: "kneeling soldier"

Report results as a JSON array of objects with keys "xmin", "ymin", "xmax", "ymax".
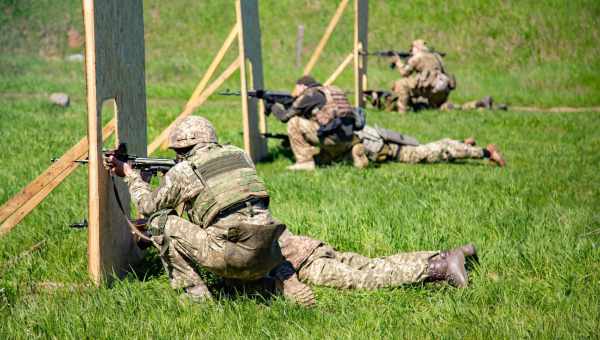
[
  {"xmin": 106, "ymin": 116, "xmax": 315, "ymax": 305},
  {"xmin": 270, "ymin": 75, "xmax": 368, "ymax": 171}
]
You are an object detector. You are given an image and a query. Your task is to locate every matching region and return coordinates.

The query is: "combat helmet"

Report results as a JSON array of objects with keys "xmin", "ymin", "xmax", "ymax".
[
  {"xmin": 411, "ymin": 39, "xmax": 429, "ymax": 53},
  {"xmin": 168, "ymin": 116, "xmax": 217, "ymax": 149}
]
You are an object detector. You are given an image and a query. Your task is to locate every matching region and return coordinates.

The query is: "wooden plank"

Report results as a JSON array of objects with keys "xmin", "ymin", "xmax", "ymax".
[
  {"xmin": 236, "ymin": 0, "xmax": 268, "ymax": 162},
  {"xmin": 354, "ymin": 0, "xmax": 368, "ymax": 107},
  {"xmin": 0, "ymin": 119, "xmax": 114, "ymax": 225},
  {"xmin": 0, "ymin": 121, "xmax": 115, "ymax": 237},
  {"xmin": 185, "ymin": 23, "xmax": 239, "ymax": 110},
  {"xmin": 83, "ymin": 0, "xmax": 146, "ymax": 285},
  {"xmin": 324, "ymin": 52, "xmax": 354, "ymax": 86},
  {"xmin": 147, "ymin": 58, "xmax": 241, "ymax": 154},
  {"xmin": 303, "ymin": 0, "xmax": 349, "ymax": 76}
]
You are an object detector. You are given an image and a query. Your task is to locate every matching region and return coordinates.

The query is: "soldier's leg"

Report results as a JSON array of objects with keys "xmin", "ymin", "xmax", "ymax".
[
  {"xmin": 158, "ymin": 215, "xmax": 226, "ymax": 299},
  {"xmin": 287, "ymin": 116, "xmax": 320, "ymax": 169},
  {"xmin": 391, "ymin": 79, "xmax": 413, "ymax": 113},
  {"xmin": 297, "ymin": 246, "xmax": 436, "ymax": 289},
  {"xmin": 397, "ymin": 139, "xmax": 485, "ymax": 163}
]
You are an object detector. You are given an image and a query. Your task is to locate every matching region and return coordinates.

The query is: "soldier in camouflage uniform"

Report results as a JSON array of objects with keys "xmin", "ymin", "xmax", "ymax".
[
  {"xmin": 388, "ymin": 39, "xmax": 507, "ymax": 113},
  {"xmin": 106, "ymin": 116, "xmax": 315, "ymax": 306},
  {"xmin": 390, "ymin": 39, "xmax": 455, "ymax": 113},
  {"xmin": 355, "ymin": 125, "xmax": 506, "ymax": 167},
  {"xmin": 279, "ymin": 230, "xmax": 478, "ymax": 289},
  {"xmin": 271, "ymin": 76, "xmax": 368, "ymax": 171}
]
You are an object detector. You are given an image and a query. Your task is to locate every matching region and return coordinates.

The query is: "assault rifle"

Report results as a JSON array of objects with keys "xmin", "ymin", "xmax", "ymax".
[
  {"xmin": 52, "ymin": 143, "xmax": 177, "ymax": 175},
  {"xmin": 219, "ymin": 89, "xmax": 295, "ymax": 115},
  {"xmin": 261, "ymin": 132, "xmax": 290, "ymax": 148},
  {"xmin": 361, "ymin": 50, "xmax": 446, "ymax": 58},
  {"xmin": 362, "ymin": 50, "xmax": 446, "ymax": 69}
]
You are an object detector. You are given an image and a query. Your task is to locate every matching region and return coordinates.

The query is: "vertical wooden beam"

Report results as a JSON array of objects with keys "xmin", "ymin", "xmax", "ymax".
[
  {"xmin": 83, "ymin": 0, "xmax": 146, "ymax": 285},
  {"xmin": 236, "ymin": 0, "xmax": 268, "ymax": 162},
  {"xmin": 354, "ymin": 0, "xmax": 368, "ymax": 107},
  {"xmin": 303, "ymin": 0, "xmax": 349, "ymax": 76}
]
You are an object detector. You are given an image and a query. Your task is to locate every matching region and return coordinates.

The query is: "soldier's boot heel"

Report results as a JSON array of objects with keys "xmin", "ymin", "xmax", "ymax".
[
  {"xmin": 351, "ymin": 143, "xmax": 369, "ymax": 169},
  {"xmin": 183, "ymin": 282, "xmax": 213, "ymax": 302},
  {"xmin": 425, "ymin": 249, "xmax": 469, "ymax": 288},
  {"xmin": 275, "ymin": 275, "xmax": 316, "ymax": 307}
]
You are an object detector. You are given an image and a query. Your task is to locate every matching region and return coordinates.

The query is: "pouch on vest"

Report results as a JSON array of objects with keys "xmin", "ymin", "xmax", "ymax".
[
  {"xmin": 432, "ymin": 73, "xmax": 452, "ymax": 93},
  {"xmin": 375, "ymin": 126, "xmax": 420, "ymax": 146},
  {"xmin": 223, "ymin": 221, "xmax": 286, "ymax": 280},
  {"xmin": 355, "ymin": 125, "xmax": 385, "ymax": 160}
]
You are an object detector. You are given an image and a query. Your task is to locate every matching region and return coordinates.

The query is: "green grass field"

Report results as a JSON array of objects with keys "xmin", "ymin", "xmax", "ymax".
[{"xmin": 1, "ymin": 0, "xmax": 600, "ymax": 338}]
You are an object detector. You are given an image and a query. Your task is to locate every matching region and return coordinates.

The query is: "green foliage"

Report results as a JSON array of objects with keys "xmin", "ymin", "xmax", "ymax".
[{"xmin": 1, "ymin": 0, "xmax": 599, "ymax": 338}]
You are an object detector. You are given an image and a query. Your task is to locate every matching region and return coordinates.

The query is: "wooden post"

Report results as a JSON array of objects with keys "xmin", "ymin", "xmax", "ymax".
[
  {"xmin": 236, "ymin": 0, "xmax": 268, "ymax": 162},
  {"xmin": 82, "ymin": 0, "xmax": 147, "ymax": 285},
  {"xmin": 295, "ymin": 25, "xmax": 304, "ymax": 68},
  {"xmin": 303, "ymin": 0, "xmax": 349, "ymax": 76},
  {"xmin": 354, "ymin": 0, "xmax": 368, "ymax": 107}
]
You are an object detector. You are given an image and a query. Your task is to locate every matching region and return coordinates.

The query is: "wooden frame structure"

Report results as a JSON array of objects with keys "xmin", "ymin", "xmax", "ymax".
[
  {"xmin": 303, "ymin": 0, "xmax": 368, "ymax": 107},
  {"xmin": 0, "ymin": 1, "xmax": 268, "ymax": 285}
]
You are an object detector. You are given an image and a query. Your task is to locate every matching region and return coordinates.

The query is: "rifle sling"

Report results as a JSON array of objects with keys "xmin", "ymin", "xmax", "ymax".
[{"xmin": 110, "ymin": 176, "xmax": 155, "ymax": 245}]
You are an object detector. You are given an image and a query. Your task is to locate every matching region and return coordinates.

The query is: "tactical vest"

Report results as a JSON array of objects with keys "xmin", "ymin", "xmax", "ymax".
[
  {"xmin": 309, "ymin": 86, "xmax": 354, "ymax": 127},
  {"xmin": 186, "ymin": 145, "xmax": 269, "ymax": 227}
]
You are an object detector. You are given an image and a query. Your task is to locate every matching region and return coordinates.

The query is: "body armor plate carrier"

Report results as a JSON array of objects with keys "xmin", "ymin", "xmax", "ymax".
[{"xmin": 187, "ymin": 145, "xmax": 269, "ymax": 228}]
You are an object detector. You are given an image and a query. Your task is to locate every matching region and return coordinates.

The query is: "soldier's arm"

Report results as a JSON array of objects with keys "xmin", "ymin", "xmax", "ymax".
[
  {"xmin": 392, "ymin": 54, "xmax": 417, "ymax": 77},
  {"xmin": 124, "ymin": 162, "xmax": 201, "ymax": 216},
  {"xmin": 272, "ymin": 91, "xmax": 326, "ymax": 122}
]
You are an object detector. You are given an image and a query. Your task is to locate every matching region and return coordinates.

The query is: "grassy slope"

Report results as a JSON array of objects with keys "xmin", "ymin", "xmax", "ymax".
[{"xmin": 1, "ymin": 0, "xmax": 599, "ymax": 338}]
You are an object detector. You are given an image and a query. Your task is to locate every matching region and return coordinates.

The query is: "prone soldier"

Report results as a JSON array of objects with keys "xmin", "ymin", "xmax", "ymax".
[{"xmin": 355, "ymin": 125, "xmax": 506, "ymax": 167}]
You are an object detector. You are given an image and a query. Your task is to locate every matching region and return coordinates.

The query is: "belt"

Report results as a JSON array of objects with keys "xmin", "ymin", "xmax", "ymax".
[{"xmin": 216, "ymin": 197, "xmax": 269, "ymax": 219}]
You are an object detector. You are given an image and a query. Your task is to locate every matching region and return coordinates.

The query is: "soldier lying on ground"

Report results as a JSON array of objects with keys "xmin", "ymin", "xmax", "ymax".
[
  {"xmin": 270, "ymin": 75, "xmax": 367, "ymax": 171},
  {"xmin": 355, "ymin": 125, "xmax": 506, "ymax": 167},
  {"xmin": 387, "ymin": 39, "xmax": 506, "ymax": 113},
  {"xmin": 107, "ymin": 116, "xmax": 479, "ymax": 306}
]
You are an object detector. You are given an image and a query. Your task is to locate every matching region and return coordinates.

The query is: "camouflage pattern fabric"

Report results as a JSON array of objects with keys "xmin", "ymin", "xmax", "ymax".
[
  {"xmin": 124, "ymin": 144, "xmax": 284, "ymax": 290},
  {"xmin": 297, "ymin": 245, "xmax": 437, "ymax": 289},
  {"xmin": 393, "ymin": 138, "xmax": 484, "ymax": 163},
  {"xmin": 287, "ymin": 116, "xmax": 354, "ymax": 164},
  {"xmin": 391, "ymin": 51, "xmax": 452, "ymax": 112}
]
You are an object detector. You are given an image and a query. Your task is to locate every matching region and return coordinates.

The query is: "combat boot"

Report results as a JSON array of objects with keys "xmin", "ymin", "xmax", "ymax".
[
  {"xmin": 351, "ymin": 143, "xmax": 369, "ymax": 169},
  {"xmin": 486, "ymin": 144, "xmax": 506, "ymax": 167},
  {"xmin": 275, "ymin": 274, "xmax": 316, "ymax": 307},
  {"xmin": 451, "ymin": 243, "xmax": 478, "ymax": 263},
  {"xmin": 476, "ymin": 96, "xmax": 493, "ymax": 110},
  {"xmin": 425, "ymin": 248, "xmax": 469, "ymax": 288},
  {"xmin": 286, "ymin": 160, "xmax": 316, "ymax": 171},
  {"xmin": 183, "ymin": 282, "xmax": 213, "ymax": 302}
]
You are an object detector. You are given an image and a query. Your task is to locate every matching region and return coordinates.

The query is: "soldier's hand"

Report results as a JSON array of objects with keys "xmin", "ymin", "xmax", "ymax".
[{"xmin": 104, "ymin": 155, "xmax": 133, "ymax": 177}]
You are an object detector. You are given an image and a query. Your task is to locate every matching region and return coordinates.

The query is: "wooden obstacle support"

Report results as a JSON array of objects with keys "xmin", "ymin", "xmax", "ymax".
[
  {"xmin": 324, "ymin": 53, "xmax": 354, "ymax": 86},
  {"xmin": 354, "ymin": 0, "xmax": 368, "ymax": 107},
  {"xmin": 236, "ymin": 0, "xmax": 268, "ymax": 162},
  {"xmin": 303, "ymin": 0, "xmax": 350, "ymax": 76},
  {"xmin": 83, "ymin": 0, "xmax": 147, "ymax": 285},
  {"xmin": 0, "ymin": 120, "xmax": 115, "ymax": 237}
]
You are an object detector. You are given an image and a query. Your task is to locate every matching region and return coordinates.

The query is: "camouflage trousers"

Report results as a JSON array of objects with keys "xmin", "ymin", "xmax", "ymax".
[
  {"xmin": 287, "ymin": 116, "xmax": 353, "ymax": 164},
  {"xmin": 151, "ymin": 205, "xmax": 283, "ymax": 290},
  {"xmin": 392, "ymin": 77, "xmax": 450, "ymax": 113},
  {"xmin": 297, "ymin": 245, "xmax": 437, "ymax": 289},
  {"xmin": 440, "ymin": 100, "xmax": 484, "ymax": 111},
  {"xmin": 388, "ymin": 138, "xmax": 485, "ymax": 164}
]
